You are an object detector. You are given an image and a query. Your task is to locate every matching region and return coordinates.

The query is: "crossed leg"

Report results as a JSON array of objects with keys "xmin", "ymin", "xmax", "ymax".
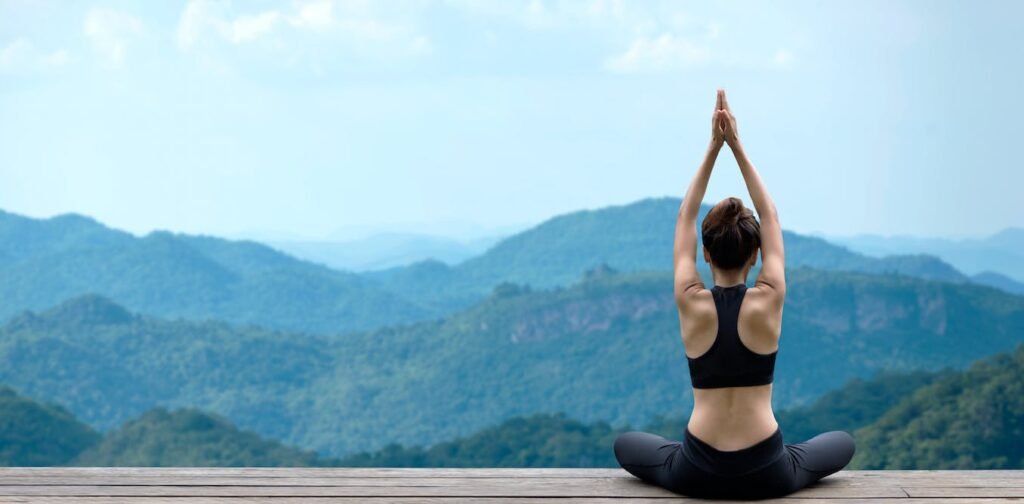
[
  {"xmin": 783, "ymin": 430, "xmax": 857, "ymax": 490},
  {"xmin": 612, "ymin": 431, "xmax": 686, "ymax": 490}
]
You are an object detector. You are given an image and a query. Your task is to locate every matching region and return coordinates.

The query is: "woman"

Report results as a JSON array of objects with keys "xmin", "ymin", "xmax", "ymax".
[{"xmin": 612, "ymin": 89, "xmax": 856, "ymax": 500}]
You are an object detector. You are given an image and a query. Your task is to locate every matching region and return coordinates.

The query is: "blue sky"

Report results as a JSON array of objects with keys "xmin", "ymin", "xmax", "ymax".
[{"xmin": 1, "ymin": 0, "xmax": 1021, "ymax": 241}]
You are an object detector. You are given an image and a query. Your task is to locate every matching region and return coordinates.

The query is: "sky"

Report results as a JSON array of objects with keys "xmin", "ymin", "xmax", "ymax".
[{"xmin": 1, "ymin": 0, "xmax": 1021, "ymax": 241}]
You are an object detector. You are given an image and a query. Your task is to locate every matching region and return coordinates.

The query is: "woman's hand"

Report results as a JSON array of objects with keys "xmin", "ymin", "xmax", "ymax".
[
  {"xmin": 711, "ymin": 92, "xmax": 726, "ymax": 148},
  {"xmin": 717, "ymin": 89, "xmax": 740, "ymax": 147}
]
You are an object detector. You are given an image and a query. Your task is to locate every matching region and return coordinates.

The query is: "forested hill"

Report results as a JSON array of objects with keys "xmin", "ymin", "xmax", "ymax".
[
  {"xmin": 337, "ymin": 369, "xmax": 949, "ymax": 468},
  {"xmin": 0, "ymin": 210, "xmax": 429, "ymax": 333},
  {"xmin": 0, "ymin": 199, "xmax": 982, "ymax": 335},
  {"xmin": 0, "ymin": 385, "xmax": 323, "ymax": 467},
  {"xmin": 0, "ymin": 385, "xmax": 100, "ymax": 466},
  {"xmin": 342, "ymin": 345, "xmax": 1024, "ymax": 470},
  {"xmin": 4, "ymin": 345, "xmax": 1024, "ymax": 469},
  {"xmin": 365, "ymin": 197, "xmax": 973, "ymax": 312},
  {"xmin": 75, "ymin": 408, "xmax": 323, "ymax": 467},
  {"xmin": 853, "ymin": 344, "xmax": 1024, "ymax": 469},
  {"xmin": 2, "ymin": 265, "xmax": 1022, "ymax": 457}
]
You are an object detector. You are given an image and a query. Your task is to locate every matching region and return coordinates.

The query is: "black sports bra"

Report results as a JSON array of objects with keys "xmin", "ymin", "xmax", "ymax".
[{"xmin": 686, "ymin": 284, "xmax": 777, "ymax": 389}]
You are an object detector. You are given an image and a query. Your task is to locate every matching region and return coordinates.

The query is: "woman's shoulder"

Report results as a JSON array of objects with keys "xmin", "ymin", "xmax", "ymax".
[
  {"xmin": 742, "ymin": 283, "xmax": 785, "ymax": 313},
  {"xmin": 676, "ymin": 286, "xmax": 718, "ymax": 333},
  {"xmin": 739, "ymin": 284, "xmax": 785, "ymax": 343}
]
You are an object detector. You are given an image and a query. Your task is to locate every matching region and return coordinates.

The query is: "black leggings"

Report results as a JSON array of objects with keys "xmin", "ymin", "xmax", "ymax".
[{"xmin": 613, "ymin": 426, "xmax": 855, "ymax": 500}]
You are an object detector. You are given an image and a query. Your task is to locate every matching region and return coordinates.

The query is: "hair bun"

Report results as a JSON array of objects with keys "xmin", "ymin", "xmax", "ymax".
[{"xmin": 720, "ymin": 196, "xmax": 745, "ymax": 225}]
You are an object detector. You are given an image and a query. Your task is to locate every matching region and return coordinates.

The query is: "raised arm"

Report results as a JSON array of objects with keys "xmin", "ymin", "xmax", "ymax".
[
  {"xmin": 719, "ymin": 91, "xmax": 786, "ymax": 297},
  {"xmin": 673, "ymin": 93, "xmax": 727, "ymax": 302}
]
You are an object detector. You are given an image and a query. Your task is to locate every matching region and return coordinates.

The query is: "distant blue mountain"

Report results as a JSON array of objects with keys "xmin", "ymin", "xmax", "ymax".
[
  {"xmin": 824, "ymin": 227, "xmax": 1024, "ymax": 283},
  {"xmin": 367, "ymin": 197, "xmax": 976, "ymax": 313},
  {"xmin": 971, "ymin": 271, "xmax": 1024, "ymax": 296},
  {"xmin": 0, "ymin": 199, "xmax": 995, "ymax": 335},
  {"xmin": 267, "ymin": 232, "xmax": 503, "ymax": 272},
  {"xmin": 0, "ymin": 210, "xmax": 430, "ymax": 334}
]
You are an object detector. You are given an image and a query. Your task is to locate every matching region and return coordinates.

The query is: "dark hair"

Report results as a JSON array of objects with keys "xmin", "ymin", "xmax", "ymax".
[{"xmin": 701, "ymin": 197, "xmax": 761, "ymax": 270}]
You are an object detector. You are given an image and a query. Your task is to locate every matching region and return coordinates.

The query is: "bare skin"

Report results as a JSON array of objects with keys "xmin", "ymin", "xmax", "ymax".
[{"xmin": 672, "ymin": 89, "xmax": 787, "ymax": 451}]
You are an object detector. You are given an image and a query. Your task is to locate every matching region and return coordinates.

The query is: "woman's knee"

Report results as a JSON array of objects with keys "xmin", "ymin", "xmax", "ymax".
[
  {"xmin": 613, "ymin": 431, "xmax": 685, "ymax": 491},
  {"xmin": 613, "ymin": 431, "xmax": 676, "ymax": 467},
  {"xmin": 826, "ymin": 430, "xmax": 856, "ymax": 465},
  {"xmin": 613, "ymin": 431, "xmax": 647, "ymax": 464},
  {"xmin": 791, "ymin": 430, "xmax": 856, "ymax": 475}
]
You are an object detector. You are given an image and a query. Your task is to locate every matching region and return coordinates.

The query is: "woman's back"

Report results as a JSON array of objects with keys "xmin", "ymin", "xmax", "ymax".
[{"xmin": 682, "ymin": 282, "xmax": 783, "ymax": 450}]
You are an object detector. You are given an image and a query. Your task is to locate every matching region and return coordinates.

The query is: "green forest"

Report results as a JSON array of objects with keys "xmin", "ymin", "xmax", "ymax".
[
  {"xmin": 2, "ymin": 267, "xmax": 1021, "ymax": 458},
  {"xmin": 3, "ymin": 344, "xmax": 1021, "ymax": 468}
]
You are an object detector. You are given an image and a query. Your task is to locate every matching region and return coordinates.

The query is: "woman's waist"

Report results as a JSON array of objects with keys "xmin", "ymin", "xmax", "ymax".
[
  {"xmin": 690, "ymin": 387, "xmax": 774, "ymax": 432},
  {"xmin": 686, "ymin": 392, "xmax": 779, "ymax": 451},
  {"xmin": 683, "ymin": 386, "xmax": 782, "ymax": 476}
]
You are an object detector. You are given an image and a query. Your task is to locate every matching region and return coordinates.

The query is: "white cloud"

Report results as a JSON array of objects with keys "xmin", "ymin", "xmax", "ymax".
[
  {"xmin": 445, "ymin": 0, "xmax": 628, "ymax": 30},
  {"xmin": 287, "ymin": 0, "xmax": 411, "ymax": 42},
  {"xmin": 224, "ymin": 10, "xmax": 281, "ymax": 44},
  {"xmin": 178, "ymin": 0, "xmax": 278, "ymax": 49},
  {"xmin": 40, "ymin": 49, "xmax": 69, "ymax": 67},
  {"xmin": 440, "ymin": 1, "xmax": 726, "ymax": 73},
  {"xmin": 442, "ymin": 2, "xmax": 796, "ymax": 74},
  {"xmin": 0, "ymin": 39, "xmax": 69, "ymax": 73},
  {"xmin": 605, "ymin": 33, "xmax": 709, "ymax": 73},
  {"xmin": 585, "ymin": 0, "xmax": 627, "ymax": 20},
  {"xmin": 0, "ymin": 39, "xmax": 31, "ymax": 68},
  {"xmin": 524, "ymin": 0, "xmax": 552, "ymax": 28},
  {"xmin": 83, "ymin": 8, "xmax": 144, "ymax": 66},
  {"xmin": 290, "ymin": 0, "xmax": 335, "ymax": 32},
  {"xmin": 168, "ymin": 1, "xmax": 790, "ymax": 75},
  {"xmin": 177, "ymin": 0, "xmax": 211, "ymax": 50},
  {"xmin": 176, "ymin": 0, "xmax": 428, "ymax": 59}
]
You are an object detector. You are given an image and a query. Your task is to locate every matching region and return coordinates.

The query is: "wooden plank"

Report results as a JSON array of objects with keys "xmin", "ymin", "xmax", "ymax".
[
  {"xmin": 0, "ymin": 468, "xmax": 626, "ymax": 478},
  {"xmin": 0, "ymin": 476, "xmax": 639, "ymax": 486},
  {"xmin": 0, "ymin": 477, "xmax": 664, "ymax": 489},
  {"xmin": 0, "ymin": 482, "xmax": 906, "ymax": 498},
  {"xmin": 0, "ymin": 497, "xmax": 689, "ymax": 504},
  {"xmin": 0, "ymin": 475, "xmax": 899, "ymax": 488},
  {"xmin": 4, "ymin": 473, "xmax": 1021, "ymax": 488},
  {"xmin": 0, "ymin": 482, "xmax": 674, "ymax": 498},
  {"xmin": 904, "ymin": 487, "xmax": 1024, "ymax": 498},
  {"xmin": 1, "ymin": 498, "xmax": 1023, "ymax": 504},
  {"xmin": 2, "ymin": 470, "xmax": 1023, "ymax": 488},
  {"xmin": 0, "ymin": 468, "xmax": 1021, "ymax": 502},
  {"xmin": 845, "ymin": 470, "xmax": 1024, "ymax": 483},
  {"xmin": 0, "ymin": 468, "xmax": 1020, "ymax": 480}
]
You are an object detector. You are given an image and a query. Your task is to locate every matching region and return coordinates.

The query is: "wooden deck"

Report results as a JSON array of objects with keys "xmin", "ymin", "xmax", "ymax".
[{"xmin": 0, "ymin": 468, "xmax": 1021, "ymax": 503}]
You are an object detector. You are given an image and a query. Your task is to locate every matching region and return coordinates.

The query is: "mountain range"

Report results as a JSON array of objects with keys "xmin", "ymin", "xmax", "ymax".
[
  {"xmin": 365, "ymin": 197, "xmax": 988, "ymax": 313},
  {"xmin": 266, "ymin": 232, "xmax": 503, "ymax": 272},
  {"xmin": 2, "ymin": 198, "xmax": 1022, "ymax": 462},
  {"xmin": 0, "ymin": 210, "xmax": 429, "ymax": 334},
  {"xmin": 4, "ymin": 198, "xmax": 1016, "ymax": 337},
  {"xmin": 824, "ymin": 227, "xmax": 1024, "ymax": 287},
  {"xmin": 2, "ymin": 264, "xmax": 1022, "ymax": 457}
]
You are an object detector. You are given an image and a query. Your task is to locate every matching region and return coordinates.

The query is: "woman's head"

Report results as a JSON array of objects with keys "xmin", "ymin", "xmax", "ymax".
[{"xmin": 701, "ymin": 197, "xmax": 761, "ymax": 271}]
